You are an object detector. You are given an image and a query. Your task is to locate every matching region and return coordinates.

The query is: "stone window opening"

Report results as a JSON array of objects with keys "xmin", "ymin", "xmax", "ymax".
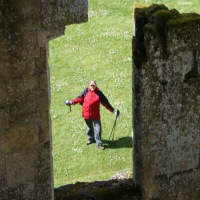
[{"xmin": 49, "ymin": 20, "xmax": 133, "ymax": 194}]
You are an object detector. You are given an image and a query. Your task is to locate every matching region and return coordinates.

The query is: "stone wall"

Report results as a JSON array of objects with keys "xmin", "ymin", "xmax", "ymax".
[
  {"xmin": 133, "ymin": 4, "xmax": 200, "ymax": 200},
  {"xmin": 0, "ymin": 0, "xmax": 87, "ymax": 199}
]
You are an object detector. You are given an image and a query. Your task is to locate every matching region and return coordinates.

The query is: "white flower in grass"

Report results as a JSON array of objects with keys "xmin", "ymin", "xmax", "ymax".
[
  {"xmin": 109, "ymin": 155, "xmax": 126, "ymax": 165},
  {"xmin": 72, "ymin": 147, "xmax": 83, "ymax": 153}
]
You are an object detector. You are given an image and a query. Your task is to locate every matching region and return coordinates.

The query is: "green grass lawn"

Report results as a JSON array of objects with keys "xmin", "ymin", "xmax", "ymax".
[
  {"xmin": 49, "ymin": 0, "xmax": 200, "ymax": 188},
  {"xmin": 49, "ymin": 0, "xmax": 133, "ymax": 188}
]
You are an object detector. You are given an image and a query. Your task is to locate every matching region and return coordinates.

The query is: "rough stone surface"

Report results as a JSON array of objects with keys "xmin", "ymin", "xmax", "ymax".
[
  {"xmin": 1, "ymin": 1, "xmax": 200, "ymax": 199},
  {"xmin": 54, "ymin": 173, "xmax": 139, "ymax": 200},
  {"xmin": 0, "ymin": 0, "xmax": 88, "ymax": 199},
  {"xmin": 133, "ymin": 4, "xmax": 200, "ymax": 200}
]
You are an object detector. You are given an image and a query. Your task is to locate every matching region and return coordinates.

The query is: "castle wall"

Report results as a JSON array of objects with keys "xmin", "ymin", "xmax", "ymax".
[
  {"xmin": 133, "ymin": 4, "xmax": 200, "ymax": 199},
  {"xmin": 0, "ymin": 1, "xmax": 88, "ymax": 199}
]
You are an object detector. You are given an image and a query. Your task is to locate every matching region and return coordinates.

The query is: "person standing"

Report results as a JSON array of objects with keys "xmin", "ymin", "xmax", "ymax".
[{"xmin": 66, "ymin": 80, "xmax": 120, "ymax": 150}]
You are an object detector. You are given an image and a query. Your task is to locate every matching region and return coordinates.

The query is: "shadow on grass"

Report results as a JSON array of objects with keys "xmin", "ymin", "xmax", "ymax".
[{"xmin": 102, "ymin": 136, "xmax": 132, "ymax": 149}]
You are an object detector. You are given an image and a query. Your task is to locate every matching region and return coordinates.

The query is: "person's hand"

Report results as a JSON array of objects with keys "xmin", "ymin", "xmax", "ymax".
[
  {"xmin": 113, "ymin": 109, "xmax": 120, "ymax": 117},
  {"xmin": 65, "ymin": 100, "xmax": 72, "ymax": 106}
]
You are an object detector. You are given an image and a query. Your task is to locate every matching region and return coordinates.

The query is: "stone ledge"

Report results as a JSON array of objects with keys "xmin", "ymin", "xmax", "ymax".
[{"xmin": 54, "ymin": 173, "xmax": 140, "ymax": 200}]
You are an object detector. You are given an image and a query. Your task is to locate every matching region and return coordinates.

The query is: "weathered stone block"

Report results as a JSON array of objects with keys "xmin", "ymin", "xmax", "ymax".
[
  {"xmin": 133, "ymin": 4, "xmax": 200, "ymax": 199},
  {"xmin": 41, "ymin": 0, "xmax": 88, "ymax": 29},
  {"xmin": 0, "ymin": 0, "xmax": 88, "ymax": 199},
  {"xmin": 0, "ymin": 153, "xmax": 6, "ymax": 187},
  {"xmin": 0, "ymin": 107, "xmax": 10, "ymax": 130},
  {"xmin": 36, "ymin": 111, "xmax": 52, "ymax": 145},
  {"xmin": 0, "ymin": 120, "xmax": 39, "ymax": 154},
  {"xmin": 38, "ymin": 30, "xmax": 65, "ymax": 47},
  {"xmin": 6, "ymin": 151, "xmax": 38, "ymax": 185},
  {"xmin": 0, "ymin": 182, "xmax": 36, "ymax": 200},
  {"xmin": 35, "ymin": 47, "xmax": 47, "ymax": 73}
]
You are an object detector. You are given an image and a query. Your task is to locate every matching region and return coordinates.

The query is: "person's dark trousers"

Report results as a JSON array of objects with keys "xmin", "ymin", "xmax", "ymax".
[{"xmin": 84, "ymin": 119, "xmax": 102, "ymax": 146}]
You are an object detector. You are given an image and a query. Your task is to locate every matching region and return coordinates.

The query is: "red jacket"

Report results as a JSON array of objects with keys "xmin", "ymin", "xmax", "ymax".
[{"xmin": 71, "ymin": 87, "xmax": 114, "ymax": 120}]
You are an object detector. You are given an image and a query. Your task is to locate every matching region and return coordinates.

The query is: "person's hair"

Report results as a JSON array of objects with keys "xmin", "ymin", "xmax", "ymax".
[{"xmin": 90, "ymin": 80, "xmax": 96, "ymax": 85}]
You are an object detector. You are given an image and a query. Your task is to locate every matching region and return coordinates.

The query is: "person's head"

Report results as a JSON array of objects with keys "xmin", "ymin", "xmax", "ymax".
[{"xmin": 89, "ymin": 80, "xmax": 97, "ymax": 91}]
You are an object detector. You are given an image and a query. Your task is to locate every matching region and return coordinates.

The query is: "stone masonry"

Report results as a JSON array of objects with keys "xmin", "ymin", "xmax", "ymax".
[
  {"xmin": 1, "ymin": 1, "xmax": 200, "ymax": 200},
  {"xmin": 0, "ymin": 1, "xmax": 87, "ymax": 199},
  {"xmin": 133, "ymin": 4, "xmax": 200, "ymax": 200}
]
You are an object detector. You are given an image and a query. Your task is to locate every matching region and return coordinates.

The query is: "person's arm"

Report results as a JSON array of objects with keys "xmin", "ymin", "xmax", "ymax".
[
  {"xmin": 97, "ymin": 90, "xmax": 114, "ymax": 112},
  {"xmin": 71, "ymin": 88, "xmax": 88, "ymax": 105},
  {"xmin": 98, "ymin": 90, "xmax": 120, "ymax": 116}
]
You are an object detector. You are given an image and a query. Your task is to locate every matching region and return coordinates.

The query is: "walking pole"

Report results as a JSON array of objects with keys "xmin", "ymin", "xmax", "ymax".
[
  {"xmin": 65, "ymin": 100, "xmax": 72, "ymax": 112},
  {"xmin": 108, "ymin": 110, "xmax": 119, "ymax": 141}
]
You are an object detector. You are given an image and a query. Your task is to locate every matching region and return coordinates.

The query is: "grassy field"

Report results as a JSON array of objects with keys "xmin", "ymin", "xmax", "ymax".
[
  {"xmin": 49, "ymin": 0, "xmax": 199, "ymax": 188},
  {"xmin": 49, "ymin": 0, "xmax": 133, "ymax": 188}
]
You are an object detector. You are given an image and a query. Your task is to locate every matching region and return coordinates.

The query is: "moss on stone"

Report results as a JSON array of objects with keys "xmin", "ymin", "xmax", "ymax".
[
  {"xmin": 134, "ymin": 4, "xmax": 182, "ymax": 25},
  {"xmin": 144, "ymin": 23, "xmax": 159, "ymax": 35},
  {"xmin": 152, "ymin": 9, "xmax": 179, "ymax": 22},
  {"xmin": 166, "ymin": 13, "xmax": 200, "ymax": 27},
  {"xmin": 146, "ymin": 4, "xmax": 168, "ymax": 17},
  {"xmin": 133, "ymin": 4, "xmax": 200, "ymax": 65},
  {"xmin": 134, "ymin": 4, "xmax": 180, "ymax": 33},
  {"xmin": 144, "ymin": 9, "xmax": 180, "ymax": 36}
]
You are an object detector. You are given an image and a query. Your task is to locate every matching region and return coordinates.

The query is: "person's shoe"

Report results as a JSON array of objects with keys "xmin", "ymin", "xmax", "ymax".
[
  {"xmin": 98, "ymin": 144, "xmax": 105, "ymax": 150},
  {"xmin": 86, "ymin": 140, "xmax": 95, "ymax": 145}
]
